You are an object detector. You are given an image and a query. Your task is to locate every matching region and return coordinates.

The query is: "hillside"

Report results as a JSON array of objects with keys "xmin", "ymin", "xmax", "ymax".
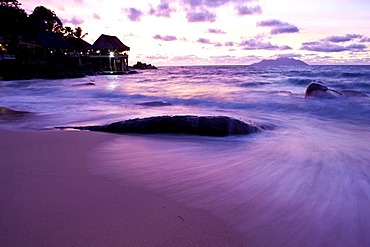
[{"xmin": 251, "ymin": 57, "xmax": 308, "ymax": 66}]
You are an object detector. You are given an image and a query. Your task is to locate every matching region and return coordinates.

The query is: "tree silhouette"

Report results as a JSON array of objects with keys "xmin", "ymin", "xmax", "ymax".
[
  {"xmin": 0, "ymin": 0, "xmax": 21, "ymax": 8},
  {"xmin": 0, "ymin": 2, "xmax": 27, "ymax": 53},
  {"xmin": 29, "ymin": 6, "xmax": 63, "ymax": 33},
  {"xmin": 64, "ymin": 26, "xmax": 88, "ymax": 39}
]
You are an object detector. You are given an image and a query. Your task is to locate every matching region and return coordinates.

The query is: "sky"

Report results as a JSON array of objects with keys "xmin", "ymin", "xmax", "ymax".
[{"xmin": 21, "ymin": 0, "xmax": 370, "ymax": 66}]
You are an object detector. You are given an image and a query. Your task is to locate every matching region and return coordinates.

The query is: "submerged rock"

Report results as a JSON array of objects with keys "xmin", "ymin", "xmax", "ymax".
[
  {"xmin": 305, "ymin": 81, "xmax": 368, "ymax": 99},
  {"xmin": 341, "ymin": 90, "xmax": 369, "ymax": 98},
  {"xmin": 72, "ymin": 82, "xmax": 96, "ymax": 87},
  {"xmin": 71, "ymin": 115, "xmax": 261, "ymax": 137},
  {"xmin": 0, "ymin": 106, "xmax": 31, "ymax": 122},
  {"xmin": 305, "ymin": 81, "xmax": 341, "ymax": 98}
]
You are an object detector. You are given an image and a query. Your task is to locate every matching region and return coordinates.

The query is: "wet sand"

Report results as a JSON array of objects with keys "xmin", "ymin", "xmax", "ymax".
[{"xmin": 0, "ymin": 129, "xmax": 247, "ymax": 246}]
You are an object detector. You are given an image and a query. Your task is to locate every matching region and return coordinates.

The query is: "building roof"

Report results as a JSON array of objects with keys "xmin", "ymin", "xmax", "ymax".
[
  {"xmin": 91, "ymin": 34, "xmax": 130, "ymax": 52},
  {"xmin": 66, "ymin": 37, "xmax": 92, "ymax": 50},
  {"xmin": 37, "ymin": 32, "xmax": 75, "ymax": 49}
]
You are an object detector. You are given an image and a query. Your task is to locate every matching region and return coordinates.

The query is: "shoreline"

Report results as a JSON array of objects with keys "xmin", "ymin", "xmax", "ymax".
[{"xmin": 0, "ymin": 128, "xmax": 248, "ymax": 246}]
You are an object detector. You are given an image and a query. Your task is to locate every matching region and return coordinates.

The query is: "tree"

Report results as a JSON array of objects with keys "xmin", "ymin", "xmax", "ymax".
[
  {"xmin": 0, "ymin": 3, "xmax": 28, "ymax": 53},
  {"xmin": 29, "ymin": 6, "xmax": 63, "ymax": 33},
  {"xmin": 64, "ymin": 26, "xmax": 88, "ymax": 39},
  {"xmin": 0, "ymin": 0, "xmax": 21, "ymax": 8},
  {"xmin": 0, "ymin": 5, "xmax": 27, "ymax": 35}
]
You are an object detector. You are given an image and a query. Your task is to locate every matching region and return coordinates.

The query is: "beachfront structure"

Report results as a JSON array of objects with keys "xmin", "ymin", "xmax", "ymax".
[
  {"xmin": 0, "ymin": 32, "xmax": 130, "ymax": 76},
  {"xmin": 89, "ymin": 34, "xmax": 130, "ymax": 71}
]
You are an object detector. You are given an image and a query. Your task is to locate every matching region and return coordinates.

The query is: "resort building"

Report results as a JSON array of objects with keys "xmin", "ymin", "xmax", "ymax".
[
  {"xmin": 89, "ymin": 34, "xmax": 130, "ymax": 71},
  {"xmin": 0, "ymin": 32, "xmax": 130, "ymax": 74}
]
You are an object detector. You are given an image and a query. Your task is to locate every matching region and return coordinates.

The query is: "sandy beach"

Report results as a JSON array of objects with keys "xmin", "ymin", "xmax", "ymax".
[{"xmin": 0, "ymin": 129, "xmax": 248, "ymax": 246}]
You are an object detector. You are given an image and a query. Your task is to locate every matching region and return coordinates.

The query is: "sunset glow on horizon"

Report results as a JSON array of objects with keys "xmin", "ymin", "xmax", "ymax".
[{"xmin": 21, "ymin": 0, "xmax": 370, "ymax": 66}]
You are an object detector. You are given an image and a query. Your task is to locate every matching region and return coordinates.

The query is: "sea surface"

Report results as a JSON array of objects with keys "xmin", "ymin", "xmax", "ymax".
[{"xmin": 1, "ymin": 65, "xmax": 370, "ymax": 246}]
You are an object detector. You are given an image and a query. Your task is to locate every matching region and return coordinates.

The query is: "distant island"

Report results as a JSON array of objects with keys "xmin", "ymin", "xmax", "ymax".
[{"xmin": 250, "ymin": 57, "xmax": 308, "ymax": 66}]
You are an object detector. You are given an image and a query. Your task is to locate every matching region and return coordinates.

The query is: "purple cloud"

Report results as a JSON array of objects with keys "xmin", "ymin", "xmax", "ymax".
[
  {"xmin": 61, "ymin": 17, "xmax": 83, "ymax": 26},
  {"xmin": 183, "ymin": 0, "xmax": 258, "ymax": 9},
  {"xmin": 360, "ymin": 37, "xmax": 370, "ymax": 42},
  {"xmin": 153, "ymin": 35, "xmax": 178, "ymax": 41},
  {"xmin": 257, "ymin": 19, "xmax": 299, "ymax": 35},
  {"xmin": 187, "ymin": 11, "xmax": 216, "ymax": 22},
  {"xmin": 197, "ymin": 38, "xmax": 212, "ymax": 44},
  {"xmin": 181, "ymin": 0, "xmax": 261, "ymax": 22},
  {"xmin": 184, "ymin": 0, "xmax": 228, "ymax": 8},
  {"xmin": 237, "ymin": 5, "xmax": 262, "ymax": 15},
  {"xmin": 301, "ymin": 34, "xmax": 369, "ymax": 52},
  {"xmin": 325, "ymin": 34, "xmax": 362, "ymax": 43},
  {"xmin": 257, "ymin": 19, "xmax": 284, "ymax": 26},
  {"xmin": 149, "ymin": 1, "xmax": 174, "ymax": 17},
  {"xmin": 70, "ymin": 17, "xmax": 83, "ymax": 26},
  {"xmin": 271, "ymin": 25, "xmax": 299, "ymax": 35},
  {"xmin": 240, "ymin": 38, "xmax": 292, "ymax": 50},
  {"xmin": 301, "ymin": 42, "xmax": 367, "ymax": 52},
  {"xmin": 208, "ymin": 28, "xmax": 226, "ymax": 34},
  {"xmin": 345, "ymin": 44, "xmax": 367, "ymax": 50},
  {"xmin": 124, "ymin": 8, "xmax": 143, "ymax": 22},
  {"xmin": 225, "ymin": 41, "xmax": 234, "ymax": 47}
]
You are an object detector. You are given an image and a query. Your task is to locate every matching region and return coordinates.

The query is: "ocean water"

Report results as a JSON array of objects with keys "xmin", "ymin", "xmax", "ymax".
[{"xmin": 1, "ymin": 65, "xmax": 370, "ymax": 246}]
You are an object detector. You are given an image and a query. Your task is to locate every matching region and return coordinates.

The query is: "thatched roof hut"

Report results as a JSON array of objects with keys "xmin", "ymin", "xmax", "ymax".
[{"xmin": 91, "ymin": 34, "xmax": 130, "ymax": 52}]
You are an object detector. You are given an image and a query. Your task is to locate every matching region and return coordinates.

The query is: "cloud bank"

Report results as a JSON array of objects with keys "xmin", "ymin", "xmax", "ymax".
[
  {"xmin": 124, "ymin": 8, "xmax": 144, "ymax": 22},
  {"xmin": 153, "ymin": 34, "xmax": 178, "ymax": 41},
  {"xmin": 239, "ymin": 36, "xmax": 292, "ymax": 50},
  {"xmin": 301, "ymin": 34, "xmax": 369, "ymax": 52},
  {"xmin": 257, "ymin": 19, "xmax": 299, "ymax": 35},
  {"xmin": 125, "ymin": 0, "xmax": 262, "ymax": 22}
]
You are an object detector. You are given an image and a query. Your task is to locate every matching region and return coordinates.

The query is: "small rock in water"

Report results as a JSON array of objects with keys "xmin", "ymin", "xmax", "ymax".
[
  {"xmin": 305, "ymin": 81, "xmax": 341, "ymax": 98},
  {"xmin": 0, "ymin": 106, "xmax": 31, "ymax": 122},
  {"xmin": 305, "ymin": 81, "xmax": 368, "ymax": 99},
  {"xmin": 71, "ymin": 115, "xmax": 262, "ymax": 137},
  {"xmin": 132, "ymin": 61, "xmax": 157, "ymax": 70},
  {"xmin": 137, "ymin": 101, "xmax": 172, "ymax": 107},
  {"xmin": 72, "ymin": 82, "xmax": 96, "ymax": 87}
]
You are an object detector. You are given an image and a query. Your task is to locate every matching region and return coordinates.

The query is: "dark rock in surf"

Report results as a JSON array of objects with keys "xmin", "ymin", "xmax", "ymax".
[
  {"xmin": 305, "ymin": 81, "xmax": 341, "ymax": 98},
  {"xmin": 71, "ymin": 115, "xmax": 261, "ymax": 137},
  {"xmin": 0, "ymin": 106, "xmax": 31, "ymax": 122},
  {"xmin": 305, "ymin": 81, "xmax": 369, "ymax": 98}
]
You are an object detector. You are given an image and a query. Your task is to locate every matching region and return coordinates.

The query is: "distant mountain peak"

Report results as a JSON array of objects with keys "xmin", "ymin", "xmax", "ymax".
[{"xmin": 251, "ymin": 57, "xmax": 308, "ymax": 66}]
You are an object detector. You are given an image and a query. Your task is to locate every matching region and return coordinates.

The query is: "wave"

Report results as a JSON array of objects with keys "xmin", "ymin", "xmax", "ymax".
[
  {"xmin": 240, "ymin": 82, "xmax": 271, "ymax": 87},
  {"xmin": 284, "ymin": 78, "xmax": 312, "ymax": 86}
]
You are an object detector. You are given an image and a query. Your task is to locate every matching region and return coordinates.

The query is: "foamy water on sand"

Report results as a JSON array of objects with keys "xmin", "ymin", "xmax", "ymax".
[
  {"xmin": 91, "ymin": 113, "xmax": 370, "ymax": 246},
  {"xmin": 2, "ymin": 65, "xmax": 370, "ymax": 246}
]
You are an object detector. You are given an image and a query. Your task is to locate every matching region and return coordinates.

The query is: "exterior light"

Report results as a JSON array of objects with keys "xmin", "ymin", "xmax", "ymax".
[{"xmin": 109, "ymin": 52, "xmax": 114, "ymax": 58}]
